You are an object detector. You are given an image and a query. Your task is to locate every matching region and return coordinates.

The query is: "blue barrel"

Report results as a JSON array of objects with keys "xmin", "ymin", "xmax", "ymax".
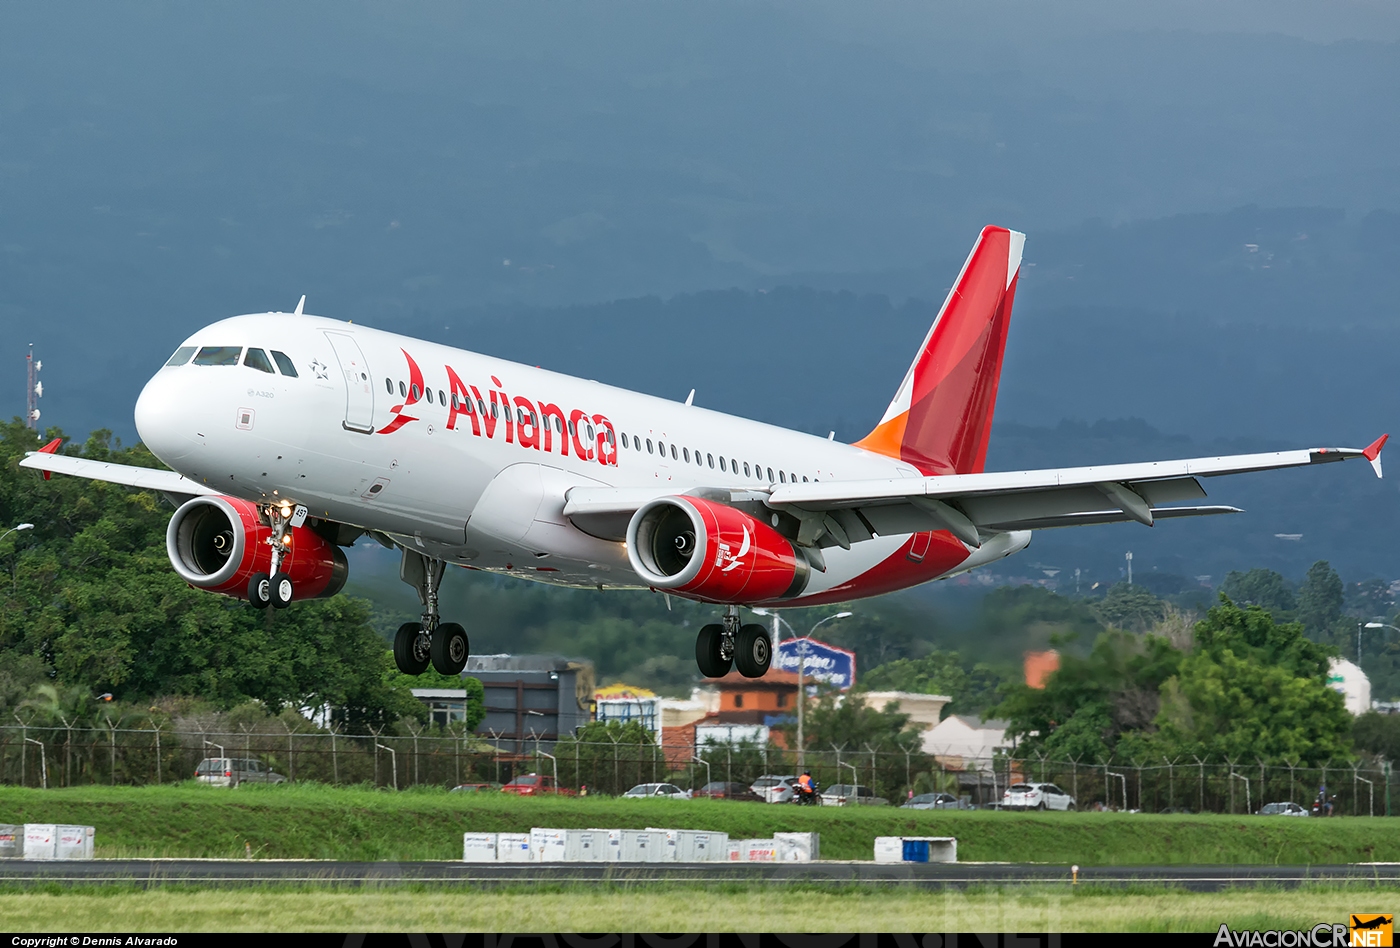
[{"xmin": 902, "ymin": 839, "xmax": 929, "ymax": 862}]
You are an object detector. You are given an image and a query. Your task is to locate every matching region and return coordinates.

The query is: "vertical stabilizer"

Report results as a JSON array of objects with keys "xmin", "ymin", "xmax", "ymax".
[{"xmin": 855, "ymin": 225, "xmax": 1024, "ymax": 475}]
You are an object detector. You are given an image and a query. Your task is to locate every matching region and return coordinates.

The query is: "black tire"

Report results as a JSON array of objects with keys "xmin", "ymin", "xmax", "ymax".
[
  {"xmin": 1067, "ymin": 803, "xmax": 1077, "ymax": 812},
  {"xmin": 431, "ymin": 622, "xmax": 470, "ymax": 676},
  {"xmin": 248, "ymin": 572, "xmax": 272, "ymax": 609},
  {"xmin": 269, "ymin": 572, "xmax": 294, "ymax": 609},
  {"xmin": 394, "ymin": 621, "xmax": 431, "ymax": 675},
  {"xmin": 734, "ymin": 623, "xmax": 772, "ymax": 678},
  {"xmin": 1037, "ymin": 801, "xmax": 1047, "ymax": 811},
  {"xmin": 695, "ymin": 624, "xmax": 731, "ymax": 678}
]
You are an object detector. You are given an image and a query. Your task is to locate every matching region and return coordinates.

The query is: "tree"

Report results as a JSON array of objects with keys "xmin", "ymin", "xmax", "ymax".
[
  {"xmin": 1219, "ymin": 569, "xmax": 1295, "ymax": 615},
  {"xmin": 553, "ymin": 720, "xmax": 665, "ymax": 793},
  {"xmin": 1353, "ymin": 711, "xmax": 1400, "ymax": 762},
  {"xmin": 1092, "ymin": 583, "xmax": 1167, "ymax": 633},
  {"xmin": 1296, "ymin": 560, "xmax": 1344, "ymax": 640},
  {"xmin": 784, "ymin": 688, "xmax": 923, "ymax": 754},
  {"xmin": 859, "ymin": 650, "xmax": 1008, "ymax": 717}
]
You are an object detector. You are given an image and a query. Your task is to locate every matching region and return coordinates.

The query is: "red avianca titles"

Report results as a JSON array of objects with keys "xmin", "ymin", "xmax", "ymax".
[{"xmin": 21, "ymin": 226, "xmax": 1388, "ymax": 680}]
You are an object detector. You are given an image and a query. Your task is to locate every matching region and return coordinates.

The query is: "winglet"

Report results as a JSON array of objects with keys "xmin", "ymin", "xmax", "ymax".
[
  {"xmin": 1364, "ymin": 433, "xmax": 1388, "ymax": 478},
  {"xmin": 294, "ymin": 295, "xmax": 306, "ymax": 316},
  {"xmin": 36, "ymin": 437, "xmax": 61, "ymax": 480}
]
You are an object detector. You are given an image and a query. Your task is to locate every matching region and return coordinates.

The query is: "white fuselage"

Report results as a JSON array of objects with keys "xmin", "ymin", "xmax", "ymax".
[{"xmin": 135, "ymin": 313, "xmax": 1005, "ymax": 603}]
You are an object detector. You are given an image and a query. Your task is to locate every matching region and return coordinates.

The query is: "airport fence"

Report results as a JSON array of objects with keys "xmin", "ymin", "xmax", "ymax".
[{"xmin": 0, "ymin": 723, "xmax": 1393, "ymax": 815}]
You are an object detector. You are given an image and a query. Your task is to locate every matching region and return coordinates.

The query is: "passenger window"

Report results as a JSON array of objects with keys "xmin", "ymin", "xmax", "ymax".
[
  {"xmin": 438, "ymin": 389, "xmax": 445, "ymax": 404},
  {"xmin": 658, "ymin": 440, "xmax": 665, "ymax": 456},
  {"xmin": 411, "ymin": 384, "xmax": 421, "ymax": 400},
  {"xmin": 243, "ymin": 348, "xmax": 275, "ymax": 373},
  {"xmin": 646, "ymin": 439, "xmax": 653, "ymax": 454},
  {"xmin": 491, "ymin": 402, "xmax": 498, "ymax": 419},
  {"xmin": 385, "ymin": 378, "xmax": 394, "ymax": 394},
  {"xmin": 719, "ymin": 457, "xmax": 726, "ymax": 472},
  {"xmin": 707, "ymin": 453, "xmax": 714, "ymax": 469},
  {"xmin": 399, "ymin": 381, "xmax": 407, "ymax": 398},
  {"xmin": 731, "ymin": 458, "xmax": 737, "ymax": 473},
  {"xmin": 620, "ymin": 432, "xmax": 628, "ymax": 447},
  {"xmin": 192, "ymin": 346, "xmax": 242, "ymax": 366},
  {"xmin": 683, "ymin": 448, "xmax": 690, "ymax": 462},
  {"xmin": 767, "ymin": 467, "xmax": 774, "ymax": 482},
  {"xmin": 586, "ymin": 424, "xmax": 595, "ymax": 440},
  {"xmin": 802, "ymin": 476, "xmax": 808, "ymax": 482},
  {"xmin": 789, "ymin": 473, "xmax": 796, "ymax": 483},
  {"xmin": 426, "ymin": 388, "xmax": 434, "ymax": 405},
  {"xmin": 743, "ymin": 462, "xmax": 751, "ymax": 477},
  {"xmin": 478, "ymin": 399, "xmax": 487, "ymax": 414},
  {"xmin": 165, "ymin": 346, "xmax": 196, "ymax": 366},
  {"xmin": 669, "ymin": 443, "xmax": 676, "ymax": 460},
  {"xmin": 607, "ymin": 430, "xmax": 615, "ymax": 445},
  {"xmin": 779, "ymin": 471, "xmax": 786, "ymax": 483},
  {"xmin": 270, "ymin": 351, "xmax": 298, "ymax": 377}
]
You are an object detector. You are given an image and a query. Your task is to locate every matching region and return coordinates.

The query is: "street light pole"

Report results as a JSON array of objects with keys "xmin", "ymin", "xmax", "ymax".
[
  {"xmin": 0, "ymin": 523, "xmax": 34, "ymax": 546},
  {"xmin": 755, "ymin": 609, "xmax": 851, "ymax": 772}
]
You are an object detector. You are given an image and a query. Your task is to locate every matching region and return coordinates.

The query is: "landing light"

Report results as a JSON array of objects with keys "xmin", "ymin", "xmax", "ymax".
[{"xmin": 281, "ymin": 536, "xmax": 293, "ymax": 546}]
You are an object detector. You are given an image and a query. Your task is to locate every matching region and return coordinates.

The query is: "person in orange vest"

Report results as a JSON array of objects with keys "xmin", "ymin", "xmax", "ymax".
[{"xmin": 796, "ymin": 771, "xmax": 815, "ymax": 800}]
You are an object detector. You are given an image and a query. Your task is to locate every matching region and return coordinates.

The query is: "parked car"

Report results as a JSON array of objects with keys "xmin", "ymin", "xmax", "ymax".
[
  {"xmin": 820, "ymin": 784, "xmax": 888, "ymax": 807},
  {"xmin": 449, "ymin": 782, "xmax": 502, "ymax": 793},
  {"xmin": 623, "ymin": 782, "xmax": 690, "ymax": 799},
  {"xmin": 1001, "ymin": 782, "xmax": 1076, "ymax": 811},
  {"xmin": 500, "ymin": 773, "xmax": 576, "ymax": 796},
  {"xmin": 750, "ymin": 774, "xmax": 798, "ymax": 804},
  {"xmin": 194, "ymin": 757, "xmax": 285, "ymax": 787},
  {"xmin": 693, "ymin": 781, "xmax": 761, "ymax": 801},
  {"xmin": 1258, "ymin": 802, "xmax": 1309, "ymax": 817},
  {"xmin": 902, "ymin": 792, "xmax": 972, "ymax": 810}
]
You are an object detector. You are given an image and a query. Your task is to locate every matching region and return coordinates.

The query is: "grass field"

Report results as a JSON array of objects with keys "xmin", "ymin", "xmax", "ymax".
[
  {"xmin": 1, "ymin": 885, "xmax": 1395, "ymax": 932},
  {"xmin": 3, "ymin": 783, "xmax": 1399, "ymax": 863}
]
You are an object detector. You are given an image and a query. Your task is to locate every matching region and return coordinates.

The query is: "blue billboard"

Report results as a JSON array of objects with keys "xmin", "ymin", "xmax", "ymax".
[{"xmin": 773, "ymin": 637, "xmax": 856, "ymax": 691}]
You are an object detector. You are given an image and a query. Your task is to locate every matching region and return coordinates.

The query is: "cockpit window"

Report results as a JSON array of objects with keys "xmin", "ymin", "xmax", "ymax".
[
  {"xmin": 192, "ymin": 346, "xmax": 243, "ymax": 366},
  {"xmin": 243, "ymin": 348, "xmax": 275, "ymax": 374},
  {"xmin": 166, "ymin": 346, "xmax": 196, "ymax": 367},
  {"xmin": 270, "ymin": 351, "xmax": 298, "ymax": 377}
]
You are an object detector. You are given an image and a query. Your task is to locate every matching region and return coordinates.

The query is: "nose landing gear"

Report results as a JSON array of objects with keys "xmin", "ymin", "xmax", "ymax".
[
  {"xmin": 695, "ymin": 606, "xmax": 771, "ymax": 679},
  {"xmin": 249, "ymin": 503, "xmax": 304, "ymax": 609},
  {"xmin": 394, "ymin": 550, "xmax": 470, "ymax": 676}
]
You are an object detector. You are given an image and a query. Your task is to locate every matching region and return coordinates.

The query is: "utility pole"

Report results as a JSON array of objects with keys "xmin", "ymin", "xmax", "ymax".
[
  {"xmin": 796, "ymin": 637, "xmax": 806, "ymax": 771},
  {"xmin": 1125, "ymin": 551, "xmax": 1133, "ymax": 585},
  {"xmin": 25, "ymin": 345, "xmax": 42, "ymax": 430}
]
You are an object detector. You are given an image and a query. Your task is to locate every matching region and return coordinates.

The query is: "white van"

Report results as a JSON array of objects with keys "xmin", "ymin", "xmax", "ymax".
[{"xmin": 194, "ymin": 757, "xmax": 286, "ymax": 787}]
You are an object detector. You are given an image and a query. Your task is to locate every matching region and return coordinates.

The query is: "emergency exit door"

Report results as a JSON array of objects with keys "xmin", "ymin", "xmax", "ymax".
[{"xmin": 324, "ymin": 332, "xmax": 375, "ymax": 433}]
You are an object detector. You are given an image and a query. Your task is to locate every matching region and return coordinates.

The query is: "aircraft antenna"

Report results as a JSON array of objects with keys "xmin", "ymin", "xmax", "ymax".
[{"xmin": 25, "ymin": 343, "xmax": 41, "ymax": 430}]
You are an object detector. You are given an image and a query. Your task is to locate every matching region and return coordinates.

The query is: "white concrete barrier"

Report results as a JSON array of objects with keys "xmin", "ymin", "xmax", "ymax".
[
  {"xmin": 620, "ymin": 829, "xmax": 667, "ymax": 862},
  {"xmin": 874, "ymin": 836, "xmax": 956, "ymax": 863},
  {"xmin": 585, "ymin": 828, "xmax": 623, "ymax": 861},
  {"xmin": 728, "ymin": 838, "xmax": 778, "ymax": 862},
  {"xmin": 22, "ymin": 825, "xmax": 94, "ymax": 861},
  {"xmin": 463, "ymin": 832, "xmax": 498, "ymax": 862},
  {"xmin": 0, "ymin": 825, "xmax": 21, "ymax": 859},
  {"xmin": 497, "ymin": 832, "xmax": 533, "ymax": 862},
  {"xmin": 774, "ymin": 831, "xmax": 819, "ymax": 862}
]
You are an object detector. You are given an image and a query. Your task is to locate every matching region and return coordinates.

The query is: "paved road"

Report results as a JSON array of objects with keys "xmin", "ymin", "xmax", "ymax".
[{"xmin": 2, "ymin": 860, "xmax": 1398, "ymax": 891}]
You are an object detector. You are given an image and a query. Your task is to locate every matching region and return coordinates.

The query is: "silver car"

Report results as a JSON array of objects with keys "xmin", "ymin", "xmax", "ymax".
[
  {"xmin": 194, "ymin": 757, "xmax": 286, "ymax": 787},
  {"xmin": 1258, "ymin": 802, "xmax": 1309, "ymax": 816},
  {"xmin": 622, "ymin": 782, "xmax": 689, "ymax": 799},
  {"xmin": 820, "ymin": 784, "xmax": 888, "ymax": 807},
  {"xmin": 750, "ymin": 774, "xmax": 798, "ymax": 804},
  {"xmin": 902, "ymin": 792, "xmax": 972, "ymax": 810}
]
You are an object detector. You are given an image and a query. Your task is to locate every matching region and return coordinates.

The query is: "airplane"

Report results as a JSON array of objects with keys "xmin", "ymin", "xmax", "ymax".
[{"xmin": 20, "ymin": 226, "xmax": 1388, "ymax": 682}]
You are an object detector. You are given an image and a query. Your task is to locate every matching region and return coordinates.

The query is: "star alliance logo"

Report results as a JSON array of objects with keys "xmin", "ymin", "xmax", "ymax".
[{"xmin": 310, "ymin": 359, "xmax": 329, "ymax": 380}]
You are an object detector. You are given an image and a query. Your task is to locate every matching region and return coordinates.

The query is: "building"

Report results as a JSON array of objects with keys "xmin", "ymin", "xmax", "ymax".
[
  {"xmin": 411, "ymin": 688, "xmax": 472, "ymax": 728},
  {"xmin": 920, "ymin": 714, "xmax": 1012, "ymax": 771},
  {"xmin": 467, "ymin": 654, "xmax": 594, "ymax": 752},
  {"xmin": 701, "ymin": 669, "xmax": 799, "ymax": 727},
  {"xmin": 594, "ymin": 684, "xmax": 662, "ymax": 735},
  {"xmin": 848, "ymin": 691, "xmax": 950, "ymax": 729},
  {"xmin": 1023, "ymin": 650, "xmax": 1060, "ymax": 689},
  {"xmin": 1328, "ymin": 658, "xmax": 1372, "ymax": 716}
]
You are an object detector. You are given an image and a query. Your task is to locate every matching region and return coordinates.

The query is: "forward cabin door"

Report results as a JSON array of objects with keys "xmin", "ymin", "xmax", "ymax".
[{"xmin": 324, "ymin": 332, "xmax": 375, "ymax": 433}]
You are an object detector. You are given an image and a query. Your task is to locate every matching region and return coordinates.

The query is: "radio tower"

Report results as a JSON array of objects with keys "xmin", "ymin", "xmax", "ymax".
[{"xmin": 25, "ymin": 344, "xmax": 41, "ymax": 430}]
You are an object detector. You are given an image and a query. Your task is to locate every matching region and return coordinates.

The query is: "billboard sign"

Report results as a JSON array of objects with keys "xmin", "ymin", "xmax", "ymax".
[{"xmin": 773, "ymin": 637, "xmax": 856, "ymax": 691}]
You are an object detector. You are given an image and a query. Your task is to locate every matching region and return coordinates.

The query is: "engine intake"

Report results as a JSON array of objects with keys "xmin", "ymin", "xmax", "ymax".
[
  {"xmin": 167, "ymin": 495, "xmax": 348, "ymax": 601},
  {"xmin": 626, "ymin": 496, "xmax": 809, "ymax": 603}
]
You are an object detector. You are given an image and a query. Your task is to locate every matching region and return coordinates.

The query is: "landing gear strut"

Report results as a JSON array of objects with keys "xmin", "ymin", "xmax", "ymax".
[
  {"xmin": 395, "ymin": 550, "xmax": 470, "ymax": 676},
  {"xmin": 695, "ymin": 606, "xmax": 771, "ymax": 679},
  {"xmin": 249, "ymin": 503, "xmax": 304, "ymax": 610}
]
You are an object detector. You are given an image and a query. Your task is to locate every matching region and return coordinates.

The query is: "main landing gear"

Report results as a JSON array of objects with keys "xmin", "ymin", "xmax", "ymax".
[
  {"xmin": 393, "ymin": 550, "xmax": 470, "ymax": 677},
  {"xmin": 249, "ymin": 503, "xmax": 306, "ymax": 610},
  {"xmin": 696, "ymin": 605, "xmax": 771, "ymax": 679}
]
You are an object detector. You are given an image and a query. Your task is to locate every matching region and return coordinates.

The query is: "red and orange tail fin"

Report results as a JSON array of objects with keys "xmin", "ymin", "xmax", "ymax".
[
  {"xmin": 855, "ymin": 225, "xmax": 1024, "ymax": 476},
  {"xmin": 37, "ymin": 437, "xmax": 62, "ymax": 480}
]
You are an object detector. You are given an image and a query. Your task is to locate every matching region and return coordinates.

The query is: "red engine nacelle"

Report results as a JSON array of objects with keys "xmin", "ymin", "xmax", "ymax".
[
  {"xmin": 626, "ymin": 496, "xmax": 810, "ymax": 603},
  {"xmin": 165, "ymin": 495, "xmax": 348, "ymax": 601}
]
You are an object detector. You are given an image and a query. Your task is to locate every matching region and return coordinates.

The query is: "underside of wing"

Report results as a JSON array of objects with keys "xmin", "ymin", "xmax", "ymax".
[{"xmin": 19, "ymin": 450, "xmax": 220, "ymax": 505}]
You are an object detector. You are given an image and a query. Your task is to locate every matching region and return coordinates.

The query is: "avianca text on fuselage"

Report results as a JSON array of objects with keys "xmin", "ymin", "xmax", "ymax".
[{"xmin": 377, "ymin": 348, "xmax": 618, "ymax": 466}]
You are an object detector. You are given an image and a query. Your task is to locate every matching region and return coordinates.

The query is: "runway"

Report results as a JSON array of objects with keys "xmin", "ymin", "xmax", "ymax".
[{"xmin": 2, "ymin": 860, "xmax": 1398, "ymax": 891}]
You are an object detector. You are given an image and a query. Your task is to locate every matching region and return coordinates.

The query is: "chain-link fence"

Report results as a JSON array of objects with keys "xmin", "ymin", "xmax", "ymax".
[{"xmin": 1, "ymin": 724, "xmax": 1393, "ymax": 815}]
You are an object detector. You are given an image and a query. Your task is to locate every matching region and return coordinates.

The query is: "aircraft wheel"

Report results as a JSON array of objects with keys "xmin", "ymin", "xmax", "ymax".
[
  {"xmin": 734, "ymin": 623, "xmax": 772, "ymax": 678},
  {"xmin": 248, "ymin": 572, "xmax": 272, "ymax": 609},
  {"xmin": 695, "ymin": 624, "xmax": 731, "ymax": 678},
  {"xmin": 431, "ymin": 622, "xmax": 470, "ymax": 676},
  {"xmin": 394, "ymin": 621, "xmax": 431, "ymax": 675},
  {"xmin": 270, "ymin": 572, "xmax": 294, "ymax": 609}
]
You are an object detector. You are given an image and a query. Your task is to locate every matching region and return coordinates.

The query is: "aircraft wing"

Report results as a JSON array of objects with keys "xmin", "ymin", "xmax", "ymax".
[
  {"xmin": 564, "ymin": 436, "xmax": 1386, "ymax": 548},
  {"xmin": 19, "ymin": 448, "xmax": 220, "ymax": 504},
  {"xmin": 764, "ymin": 437, "xmax": 1387, "ymax": 548}
]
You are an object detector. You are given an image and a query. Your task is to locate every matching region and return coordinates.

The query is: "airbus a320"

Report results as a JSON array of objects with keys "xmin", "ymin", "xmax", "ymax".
[{"xmin": 22, "ymin": 227, "xmax": 1387, "ymax": 680}]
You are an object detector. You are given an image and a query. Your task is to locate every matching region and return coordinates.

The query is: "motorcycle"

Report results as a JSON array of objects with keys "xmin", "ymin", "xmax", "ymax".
[
  {"xmin": 792, "ymin": 781, "xmax": 821, "ymax": 806},
  {"xmin": 1311, "ymin": 794, "xmax": 1336, "ymax": 817}
]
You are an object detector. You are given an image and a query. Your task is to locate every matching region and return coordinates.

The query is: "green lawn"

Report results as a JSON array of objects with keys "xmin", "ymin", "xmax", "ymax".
[
  {"xmin": 2, "ymin": 782, "xmax": 1397, "ymax": 863},
  {"xmin": 1, "ymin": 886, "xmax": 1394, "ymax": 932}
]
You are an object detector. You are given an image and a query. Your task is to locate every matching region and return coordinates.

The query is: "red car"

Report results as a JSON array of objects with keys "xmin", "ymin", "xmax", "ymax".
[{"xmin": 500, "ymin": 773, "xmax": 576, "ymax": 796}]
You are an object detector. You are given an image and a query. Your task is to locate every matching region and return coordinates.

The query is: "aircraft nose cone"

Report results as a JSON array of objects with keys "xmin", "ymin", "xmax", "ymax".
[{"xmin": 134, "ymin": 369, "xmax": 197, "ymax": 465}]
